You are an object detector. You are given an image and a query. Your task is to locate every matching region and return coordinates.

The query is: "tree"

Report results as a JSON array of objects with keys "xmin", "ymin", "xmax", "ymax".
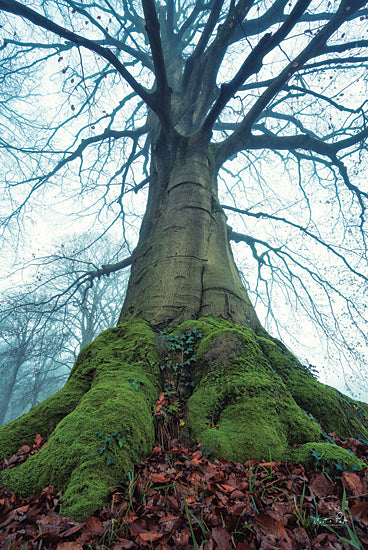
[
  {"xmin": 0, "ymin": 0, "xmax": 368, "ymax": 520},
  {"xmin": 0, "ymin": 292, "xmax": 71, "ymax": 424},
  {"xmin": 0, "ymin": 235, "xmax": 127, "ymax": 424},
  {"xmin": 0, "ymin": 294, "xmax": 56, "ymax": 425}
]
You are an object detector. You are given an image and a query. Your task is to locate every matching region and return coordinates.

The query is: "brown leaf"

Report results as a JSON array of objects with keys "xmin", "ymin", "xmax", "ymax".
[
  {"xmin": 217, "ymin": 483, "xmax": 235, "ymax": 493},
  {"xmin": 215, "ymin": 491, "xmax": 229, "ymax": 506},
  {"xmin": 60, "ymin": 522, "xmax": 84, "ymax": 537},
  {"xmin": 341, "ymin": 471, "xmax": 364, "ymax": 496},
  {"xmin": 267, "ymin": 509, "xmax": 288, "ymax": 526},
  {"xmin": 138, "ymin": 531, "xmax": 163, "ymax": 542},
  {"xmin": 129, "ymin": 517, "xmax": 148, "ymax": 535},
  {"xmin": 235, "ymin": 542, "xmax": 254, "ymax": 550},
  {"xmin": 255, "ymin": 514, "xmax": 293, "ymax": 550},
  {"xmin": 34, "ymin": 434, "xmax": 44, "ymax": 446},
  {"xmin": 111, "ymin": 541, "xmax": 136, "ymax": 549},
  {"xmin": 78, "ymin": 515, "xmax": 104, "ymax": 542},
  {"xmin": 57, "ymin": 543, "xmax": 84, "ymax": 549},
  {"xmin": 166, "ymin": 495, "xmax": 179, "ymax": 509},
  {"xmin": 172, "ymin": 528, "xmax": 190, "ymax": 546},
  {"xmin": 191, "ymin": 450, "xmax": 203, "ymax": 464},
  {"xmin": 36, "ymin": 513, "xmax": 65, "ymax": 536},
  {"xmin": 350, "ymin": 500, "xmax": 368, "ymax": 526},
  {"xmin": 229, "ymin": 501, "xmax": 247, "ymax": 516},
  {"xmin": 313, "ymin": 532, "xmax": 341, "ymax": 549},
  {"xmin": 211, "ymin": 526, "xmax": 232, "ymax": 549},
  {"xmin": 309, "ymin": 473, "xmax": 335, "ymax": 498},
  {"xmin": 293, "ymin": 527, "xmax": 311, "ymax": 550},
  {"xmin": 270, "ymin": 501, "xmax": 293, "ymax": 522},
  {"xmin": 158, "ymin": 514, "xmax": 181, "ymax": 533},
  {"xmin": 230, "ymin": 489, "xmax": 245, "ymax": 499},
  {"xmin": 18, "ymin": 445, "xmax": 31, "ymax": 455},
  {"xmin": 150, "ymin": 472, "xmax": 168, "ymax": 483}
]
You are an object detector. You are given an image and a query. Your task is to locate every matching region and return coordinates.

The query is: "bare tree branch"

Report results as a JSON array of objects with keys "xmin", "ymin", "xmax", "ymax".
[
  {"xmin": 0, "ymin": 0, "xmax": 156, "ymax": 108},
  {"xmin": 141, "ymin": 0, "xmax": 172, "ymax": 135},
  {"xmin": 216, "ymin": 0, "xmax": 368, "ymax": 163},
  {"xmin": 225, "ymin": 205, "xmax": 368, "ymax": 282}
]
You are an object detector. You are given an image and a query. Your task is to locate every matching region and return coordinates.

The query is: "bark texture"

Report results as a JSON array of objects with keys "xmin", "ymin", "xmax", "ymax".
[{"xmin": 119, "ymin": 134, "xmax": 259, "ymax": 329}]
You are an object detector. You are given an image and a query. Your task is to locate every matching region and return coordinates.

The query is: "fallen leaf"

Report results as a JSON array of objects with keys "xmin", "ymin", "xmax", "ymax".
[
  {"xmin": 217, "ymin": 483, "xmax": 236, "ymax": 493},
  {"xmin": 34, "ymin": 434, "xmax": 44, "ymax": 446},
  {"xmin": 309, "ymin": 473, "xmax": 335, "ymax": 498},
  {"xmin": 255, "ymin": 513, "xmax": 293, "ymax": 550},
  {"xmin": 150, "ymin": 472, "xmax": 168, "ymax": 483},
  {"xmin": 138, "ymin": 531, "xmax": 163, "ymax": 542},
  {"xmin": 211, "ymin": 526, "xmax": 232, "ymax": 549},
  {"xmin": 351, "ymin": 500, "xmax": 368, "ymax": 526},
  {"xmin": 235, "ymin": 541, "xmax": 254, "ymax": 550},
  {"xmin": 57, "ymin": 543, "xmax": 84, "ymax": 549},
  {"xmin": 111, "ymin": 541, "xmax": 136, "ymax": 549},
  {"xmin": 341, "ymin": 471, "xmax": 364, "ymax": 496},
  {"xmin": 158, "ymin": 513, "xmax": 181, "ymax": 533}
]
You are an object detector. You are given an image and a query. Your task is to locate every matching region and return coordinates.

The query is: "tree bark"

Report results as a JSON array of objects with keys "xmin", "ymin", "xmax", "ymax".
[{"xmin": 120, "ymin": 133, "xmax": 260, "ymax": 330}]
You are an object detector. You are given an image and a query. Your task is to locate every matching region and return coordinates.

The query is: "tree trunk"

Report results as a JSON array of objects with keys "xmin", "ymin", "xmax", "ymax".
[
  {"xmin": 120, "ymin": 133, "xmax": 259, "ymax": 329},
  {"xmin": 1, "ymin": 132, "xmax": 368, "ymax": 520},
  {"xmin": 0, "ymin": 354, "xmax": 24, "ymax": 426}
]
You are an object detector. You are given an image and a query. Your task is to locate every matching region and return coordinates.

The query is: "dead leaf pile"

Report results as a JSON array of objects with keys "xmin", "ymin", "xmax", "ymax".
[{"xmin": 1, "ymin": 433, "xmax": 368, "ymax": 549}]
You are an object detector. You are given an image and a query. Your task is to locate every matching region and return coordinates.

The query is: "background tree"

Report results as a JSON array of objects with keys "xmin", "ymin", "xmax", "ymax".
[
  {"xmin": 0, "ymin": 0, "xmax": 368, "ymax": 520},
  {"xmin": 0, "ymin": 235, "xmax": 127, "ymax": 424},
  {"xmin": 0, "ymin": 293, "xmax": 62, "ymax": 425}
]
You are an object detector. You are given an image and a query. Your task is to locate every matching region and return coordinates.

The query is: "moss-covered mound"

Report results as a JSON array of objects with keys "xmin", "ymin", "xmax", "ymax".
[
  {"xmin": 178, "ymin": 318, "xmax": 368, "ymax": 465},
  {"xmin": 255, "ymin": 326, "xmax": 368, "ymax": 438},
  {"xmin": 0, "ymin": 319, "xmax": 161, "ymax": 519},
  {"xmin": 0, "ymin": 316, "xmax": 367, "ymax": 520},
  {"xmin": 288, "ymin": 442, "xmax": 366, "ymax": 472}
]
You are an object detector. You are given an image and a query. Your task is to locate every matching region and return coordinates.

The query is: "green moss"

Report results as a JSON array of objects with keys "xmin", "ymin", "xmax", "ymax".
[
  {"xmin": 0, "ymin": 318, "xmax": 161, "ymax": 520},
  {"xmin": 256, "ymin": 331, "xmax": 368, "ymax": 439},
  {"xmin": 288, "ymin": 442, "xmax": 367, "ymax": 472},
  {"xmin": 1, "ymin": 316, "xmax": 367, "ymax": 519},
  {"xmin": 180, "ymin": 319, "xmax": 321, "ymax": 461},
  {"xmin": 0, "ymin": 384, "xmax": 88, "ymax": 460},
  {"xmin": 176, "ymin": 318, "xmax": 368, "ymax": 462}
]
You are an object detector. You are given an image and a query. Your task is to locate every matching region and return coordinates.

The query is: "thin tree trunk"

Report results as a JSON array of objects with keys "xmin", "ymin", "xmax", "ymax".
[{"xmin": 0, "ymin": 354, "xmax": 24, "ymax": 425}]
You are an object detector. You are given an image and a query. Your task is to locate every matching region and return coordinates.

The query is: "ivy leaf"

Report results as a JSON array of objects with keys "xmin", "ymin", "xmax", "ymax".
[
  {"xmin": 311, "ymin": 450, "xmax": 322, "ymax": 460},
  {"xmin": 335, "ymin": 460, "xmax": 344, "ymax": 472},
  {"xmin": 106, "ymin": 454, "xmax": 115, "ymax": 466}
]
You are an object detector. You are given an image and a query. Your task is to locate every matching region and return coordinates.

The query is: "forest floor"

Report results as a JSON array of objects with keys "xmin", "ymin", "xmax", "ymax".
[{"xmin": 1, "ymin": 411, "xmax": 368, "ymax": 549}]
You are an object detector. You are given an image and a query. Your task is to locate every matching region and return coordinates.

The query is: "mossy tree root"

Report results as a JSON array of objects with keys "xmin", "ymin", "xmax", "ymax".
[
  {"xmin": 0, "ymin": 319, "xmax": 161, "ymax": 520},
  {"xmin": 1, "ymin": 317, "xmax": 367, "ymax": 520},
  {"xmin": 182, "ymin": 318, "xmax": 368, "ymax": 468}
]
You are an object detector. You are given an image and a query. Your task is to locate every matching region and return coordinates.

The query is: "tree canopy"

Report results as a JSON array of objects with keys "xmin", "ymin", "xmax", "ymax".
[{"xmin": 0, "ymin": 0, "xmax": 368, "ymax": 397}]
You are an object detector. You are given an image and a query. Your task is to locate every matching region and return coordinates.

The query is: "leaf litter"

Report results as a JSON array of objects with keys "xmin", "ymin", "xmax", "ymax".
[{"xmin": 1, "ymin": 432, "xmax": 368, "ymax": 549}]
